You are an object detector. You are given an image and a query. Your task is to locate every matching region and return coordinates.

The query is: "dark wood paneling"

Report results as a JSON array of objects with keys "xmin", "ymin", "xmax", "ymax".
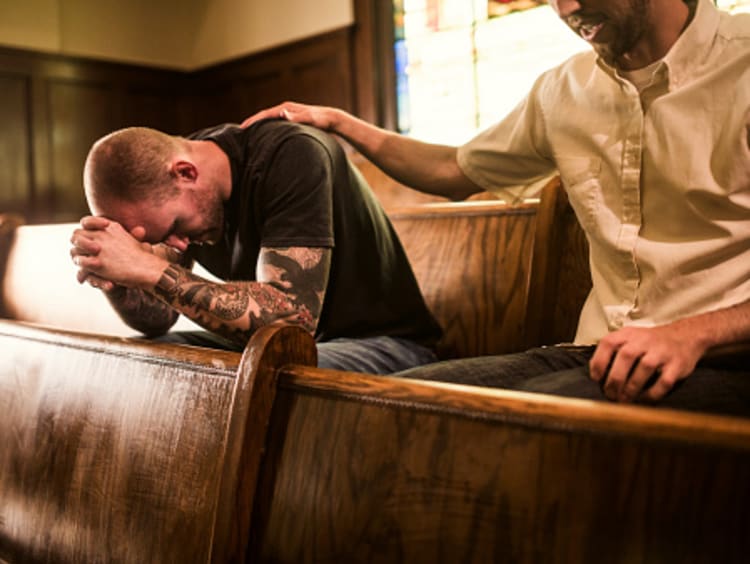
[
  {"xmin": 0, "ymin": 46, "xmax": 186, "ymax": 223},
  {"xmin": 352, "ymin": 0, "xmax": 398, "ymax": 128},
  {"xmin": 186, "ymin": 28, "xmax": 355, "ymax": 131},
  {"xmin": 47, "ymin": 80, "xmax": 121, "ymax": 221},
  {"xmin": 122, "ymin": 87, "xmax": 183, "ymax": 132},
  {"xmin": 526, "ymin": 177, "xmax": 592, "ymax": 347},
  {"xmin": 0, "ymin": 73, "xmax": 31, "ymax": 216}
]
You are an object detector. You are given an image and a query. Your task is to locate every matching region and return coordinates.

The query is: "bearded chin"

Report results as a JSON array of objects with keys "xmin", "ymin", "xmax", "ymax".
[
  {"xmin": 595, "ymin": 28, "xmax": 643, "ymax": 69},
  {"xmin": 207, "ymin": 201, "xmax": 224, "ymax": 245},
  {"xmin": 195, "ymin": 188, "xmax": 225, "ymax": 245},
  {"xmin": 594, "ymin": 43, "xmax": 617, "ymax": 66}
]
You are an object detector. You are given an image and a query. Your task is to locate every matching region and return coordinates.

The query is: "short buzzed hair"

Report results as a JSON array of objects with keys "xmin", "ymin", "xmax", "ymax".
[{"xmin": 83, "ymin": 127, "xmax": 184, "ymax": 210}]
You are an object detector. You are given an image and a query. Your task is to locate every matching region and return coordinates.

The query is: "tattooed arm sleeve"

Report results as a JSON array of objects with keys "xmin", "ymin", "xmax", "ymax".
[
  {"xmin": 150, "ymin": 246, "xmax": 332, "ymax": 346},
  {"xmin": 103, "ymin": 245, "xmax": 189, "ymax": 336},
  {"xmin": 105, "ymin": 286, "xmax": 180, "ymax": 337}
]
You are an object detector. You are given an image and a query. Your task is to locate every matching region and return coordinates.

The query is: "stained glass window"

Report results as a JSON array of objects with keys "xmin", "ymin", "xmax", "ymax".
[{"xmin": 394, "ymin": 0, "xmax": 750, "ymax": 144}]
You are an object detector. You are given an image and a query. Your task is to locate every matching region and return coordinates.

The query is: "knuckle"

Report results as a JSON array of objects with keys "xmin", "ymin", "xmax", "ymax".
[
  {"xmin": 659, "ymin": 372, "xmax": 677, "ymax": 387},
  {"xmin": 616, "ymin": 347, "xmax": 639, "ymax": 363},
  {"xmin": 638, "ymin": 356, "xmax": 660, "ymax": 371}
]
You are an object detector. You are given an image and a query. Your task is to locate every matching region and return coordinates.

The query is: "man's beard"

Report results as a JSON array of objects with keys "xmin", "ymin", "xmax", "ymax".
[
  {"xmin": 194, "ymin": 188, "xmax": 225, "ymax": 245},
  {"xmin": 595, "ymin": 0, "xmax": 651, "ymax": 68}
]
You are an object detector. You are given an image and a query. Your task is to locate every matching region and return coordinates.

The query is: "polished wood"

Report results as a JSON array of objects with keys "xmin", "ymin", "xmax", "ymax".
[
  {"xmin": 0, "ymin": 321, "xmax": 320, "ymax": 563},
  {"xmin": 47, "ymin": 81, "xmax": 122, "ymax": 221},
  {"xmin": 280, "ymin": 364, "xmax": 750, "ymax": 450},
  {"xmin": 186, "ymin": 28, "xmax": 355, "ymax": 131},
  {"xmin": 247, "ymin": 358, "xmax": 750, "ymax": 563},
  {"xmin": 0, "ymin": 321, "xmax": 247, "ymax": 563},
  {"xmin": 389, "ymin": 199, "xmax": 538, "ymax": 358},
  {"xmin": 0, "ymin": 46, "xmax": 184, "ymax": 223},
  {"xmin": 1, "ymin": 309, "xmax": 747, "ymax": 562},
  {"xmin": 381, "ymin": 175, "xmax": 598, "ymax": 357},
  {"xmin": 220, "ymin": 324, "xmax": 317, "ymax": 562},
  {"xmin": 0, "ymin": 73, "xmax": 32, "ymax": 218}
]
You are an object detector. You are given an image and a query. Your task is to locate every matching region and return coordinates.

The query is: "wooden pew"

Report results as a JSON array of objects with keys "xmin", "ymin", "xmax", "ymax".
[
  {"xmin": 389, "ymin": 175, "xmax": 591, "ymax": 358},
  {"xmin": 236, "ymin": 326, "xmax": 750, "ymax": 563},
  {"xmin": 2, "ymin": 317, "xmax": 748, "ymax": 563},
  {"xmin": 2, "ymin": 168, "xmax": 747, "ymax": 564},
  {"xmin": 0, "ymin": 320, "xmax": 313, "ymax": 563}
]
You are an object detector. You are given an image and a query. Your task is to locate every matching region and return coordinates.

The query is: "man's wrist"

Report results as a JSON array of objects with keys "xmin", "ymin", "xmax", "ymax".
[{"xmin": 153, "ymin": 264, "xmax": 183, "ymax": 298}]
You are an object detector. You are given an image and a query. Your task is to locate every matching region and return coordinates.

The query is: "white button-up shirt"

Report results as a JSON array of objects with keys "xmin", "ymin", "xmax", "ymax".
[{"xmin": 457, "ymin": 0, "xmax": 750, "ymax": 344}]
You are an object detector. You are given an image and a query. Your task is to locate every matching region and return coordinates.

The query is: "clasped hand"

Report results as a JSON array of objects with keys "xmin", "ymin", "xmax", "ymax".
[{"xmin": 70, "ymin": 216, "xmax": 172, "ymax": 291}]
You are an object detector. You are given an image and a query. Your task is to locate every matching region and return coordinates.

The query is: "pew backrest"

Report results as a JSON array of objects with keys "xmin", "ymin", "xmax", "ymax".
[
  {"xmin": 390, "ymin": 200, "xmax": 537, "ymax": 357},
  {"xmin": 241, "ymin": 325, "xmax": 750, "ymax": 564},
  {"xmin": 389, "ymin": 175, "xmax": 591, "ymax": 358},
  {"xmin": 0, "ymin": 320, "xmax": 315, "ymax": 563},
  {"xmin": 0, "ymin": 321, "xmax": 242, "ymax": 562}
]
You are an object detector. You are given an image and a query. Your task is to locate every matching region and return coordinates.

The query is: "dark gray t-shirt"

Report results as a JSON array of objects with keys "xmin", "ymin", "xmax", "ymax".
[{"xmin": 187, "ymin": 120, "xmax": 441, "ymax": 346}]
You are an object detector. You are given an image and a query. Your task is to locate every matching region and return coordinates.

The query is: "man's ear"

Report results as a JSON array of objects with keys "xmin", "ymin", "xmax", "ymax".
[{"xmin": 172, "ymin": 160, "xmax": 198, "ymax": 183}]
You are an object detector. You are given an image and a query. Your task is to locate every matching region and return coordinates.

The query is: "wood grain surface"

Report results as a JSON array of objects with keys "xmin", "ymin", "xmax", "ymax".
[
  {"xmin": 391, "ymin": 202, "xmax": 538, "ymax": 358},
  {"xmin": 249, "ymin": 363, "xmax": 750, "ymax": 563},
  {"xmin": 0, "ymin": 322, "xmax": 244, "ymax": 563}
]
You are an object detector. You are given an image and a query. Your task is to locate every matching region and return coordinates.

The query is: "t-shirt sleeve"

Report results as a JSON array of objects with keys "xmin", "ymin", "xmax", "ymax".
[{"xmin": 256, "ymin": 134, "xmax": 335, "ymax": 249}]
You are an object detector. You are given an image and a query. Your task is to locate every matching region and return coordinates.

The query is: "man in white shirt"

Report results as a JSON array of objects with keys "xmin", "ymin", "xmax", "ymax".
[{"xmin": 242, "ymin": 0, "xmax": 750, "ymax": 415}]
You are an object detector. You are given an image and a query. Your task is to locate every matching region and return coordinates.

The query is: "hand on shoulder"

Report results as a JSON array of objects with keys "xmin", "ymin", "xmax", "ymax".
[{"xmin": 241, "ymin": 101, "xmax": 339, "ymax": 131}]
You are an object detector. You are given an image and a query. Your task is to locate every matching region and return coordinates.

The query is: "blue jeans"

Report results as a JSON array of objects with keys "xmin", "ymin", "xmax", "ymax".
[
  {"xmin": 317, "ymin": 336, "xmax": 438, "ymax": 374},
  {"xmin": 395, "ymin": 345, "xmax": 750, "ymax": 418},
  {"xmin": 152, "ymin": 331, "xmax": 437, "ymax": 375}
]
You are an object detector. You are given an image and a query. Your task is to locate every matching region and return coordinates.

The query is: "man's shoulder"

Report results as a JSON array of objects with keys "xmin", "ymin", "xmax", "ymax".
[
  {"xmin": 718, "ymin": 8, "xmax": 750, "ymax": 41},
  {"xmin": 542, "ymin": 50, "xmax": 598, "ymax": 82},
  {"xmin": 248, "ymin": 119, "xmax": 336, "ymax": 147},
  {"xmin": 529, "ymin": 50, "xmax": 599, "ymax": 102},
  {"xmin": 187, "ymin": 123, "xmax": 243, "ymax": 142}
]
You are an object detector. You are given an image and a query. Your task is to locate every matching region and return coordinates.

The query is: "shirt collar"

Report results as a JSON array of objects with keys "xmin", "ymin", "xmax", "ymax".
[
  {"xmin": 595, "ymin": 0, "xmax": 720, "ymax": 88},
  {"xmin": 662, "ymin": 0, "xmax": 720, "ymax": 87}
]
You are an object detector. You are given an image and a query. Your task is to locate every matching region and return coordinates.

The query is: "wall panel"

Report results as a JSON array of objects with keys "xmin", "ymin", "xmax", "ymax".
[
  {"xmin": 186, "ymin": 28, "xmax": 355, "ymax": 131},
  {"xmin": 0, "ymin": 73, "xmax": 31, "ymax": 217},
  {"xmin": 47, "ymin": 80, "xmax": 121, "ymax": 221},
  {"xmin": 0, "ymin": 46, "xmax": 186, "ymax": 222}
]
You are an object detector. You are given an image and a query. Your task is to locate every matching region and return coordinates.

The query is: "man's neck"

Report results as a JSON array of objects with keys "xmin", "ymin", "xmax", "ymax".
[
  {"xmin": 195, "ymin": 140, "xmax": 233, "ymax": 201},
  {"xmin": 617, "ymin": 0, "xmax": 694, "ymax": 71}
]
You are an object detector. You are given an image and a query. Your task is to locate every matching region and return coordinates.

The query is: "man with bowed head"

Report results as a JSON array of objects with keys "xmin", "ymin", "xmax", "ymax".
[
  {"xmin": 243, "ymin": 0, "xmax": 750, "ymax": 414},
  {"xmin": 70, "ymin": 121, "xmax": 442, "ymax": 373}
]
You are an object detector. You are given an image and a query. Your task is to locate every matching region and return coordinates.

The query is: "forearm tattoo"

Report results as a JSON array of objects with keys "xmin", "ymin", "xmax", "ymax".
[
  {"xmin": 107, "ymin": 286, "xmax": 178, "ymax": 337},
  {"xmin": 152, "ymin": 247, "xmax": 329, "ymax": 345},
  {"xmin": 262, "ymin": 248, "xmax": 328, "ymax": 319}
]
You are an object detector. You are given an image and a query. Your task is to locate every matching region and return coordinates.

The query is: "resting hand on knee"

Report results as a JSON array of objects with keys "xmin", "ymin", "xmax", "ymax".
[{"xmin": 589, "ymin": 325, "xmax": 704, "ymax": 403}]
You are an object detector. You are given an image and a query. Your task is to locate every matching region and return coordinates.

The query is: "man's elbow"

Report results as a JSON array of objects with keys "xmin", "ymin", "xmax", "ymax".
[{"xmin": 123, "ymin": 311, "xmax": 179, "ymax": 338}]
